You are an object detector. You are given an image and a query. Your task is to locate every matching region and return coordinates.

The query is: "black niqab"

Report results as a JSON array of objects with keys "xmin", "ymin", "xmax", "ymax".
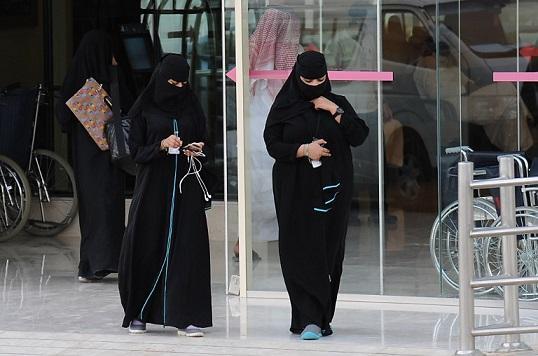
[
  {"xmin": 73, "ymin": 30, "xmax": 114, "ymax": 85},
  {"xmin": 295, "ymin": 51, "xmax": 330, "ymax": 100},
  {"xmin": 129, "ymin": 54, "xmax": 196, "ymax": 117},
  {"xmin": 153, "ymin": 55, "xmax": 191, "ymax": 113},
  {"xmin": 268, "ymin": 51, "xmax": 332, "ymax": 122}
]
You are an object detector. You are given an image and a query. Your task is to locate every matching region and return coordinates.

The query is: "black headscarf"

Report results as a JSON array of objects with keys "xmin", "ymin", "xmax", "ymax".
[
  {"xmin": 128, "ymin": 54, "xmax": 206, "ymax": 144},
  {"xmin": 153, "ymin": 55, "xmax": 191, "ymax": 113},
  {"xmin": 267, "ymin": 51, "xmax": 332, "ymax": 123},
  {"xmin": 65, "ymin": 30, "xmax": 113, "ymax": 90},
  {"xmin": 56, "ymin": 30, "xmax": 115, "ymax": 132},
  {"xmin": 129, "ymin": 54, "xmax": 195, "ymax": 117}
]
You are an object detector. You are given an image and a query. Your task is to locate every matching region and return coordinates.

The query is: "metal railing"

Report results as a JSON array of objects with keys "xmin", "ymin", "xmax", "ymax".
[{"xmin": 457, "ymin": 155, "xmax": 538, "ymax": 355}]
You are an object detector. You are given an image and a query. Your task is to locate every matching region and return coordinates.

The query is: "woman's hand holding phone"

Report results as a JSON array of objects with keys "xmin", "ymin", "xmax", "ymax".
[{"xmin": 183, "ymin": 142, "xmax": 205, "ymax": 157}]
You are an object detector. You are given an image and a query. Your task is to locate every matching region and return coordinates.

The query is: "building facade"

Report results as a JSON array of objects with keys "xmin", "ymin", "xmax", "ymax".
[{"xmin": 1, "ymin": 0, "xmax": 538, "ymax": 303}]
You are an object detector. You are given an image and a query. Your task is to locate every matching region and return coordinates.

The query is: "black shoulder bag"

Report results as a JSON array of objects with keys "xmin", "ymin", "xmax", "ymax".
[{"xmin": 106, "ymin": 68, "xmax": 137, "ymax": 176}]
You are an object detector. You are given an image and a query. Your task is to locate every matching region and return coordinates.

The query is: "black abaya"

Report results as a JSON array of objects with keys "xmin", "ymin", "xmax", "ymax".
[
  {"xmin": 264, "ymin": 52, "xmax": 369, "ymax": 333},
  {"xmin": 56, "ymin": 30, "xmax": 129, "ymax": 278},
  {"xmin": 118, "ymin": 55, "xmax": 212, "ymax": 329}
]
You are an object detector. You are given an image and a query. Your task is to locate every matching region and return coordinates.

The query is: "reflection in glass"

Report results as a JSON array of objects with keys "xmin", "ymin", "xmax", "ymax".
[
  {"xmin": 242, "ymin": 1, "xmax": 382, "ymax": 295},
  {"xmin": 379, "ymin": 3, "xmax": 440, "ymax": 296},
  {"xmin": 243, "ymin": 3, "xmax": 305, "ymax": 291},
  {"xmin": 230, "ymin": 0, "xmax": 538, "ymax": 299},
  {"xmin": 323, "ymin": 2, "xmax": 381, "ymax": 295},
  {"xmin": 433, "ymin": 0, "xmax": 534, "ymax": 298},
  {"xmin": 248, "ymin": 6, "xmax": 301, "ymax": 253}
]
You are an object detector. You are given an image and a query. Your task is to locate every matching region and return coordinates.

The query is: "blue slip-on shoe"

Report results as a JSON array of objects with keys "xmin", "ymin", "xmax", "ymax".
[{"xmin": 301, "ymin": 324, "xmax": 322, "ymax": 340}]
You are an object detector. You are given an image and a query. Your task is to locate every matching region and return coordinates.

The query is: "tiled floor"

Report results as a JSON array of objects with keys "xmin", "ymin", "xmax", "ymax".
[
  {"xmin": 2, "ymin": 235, "xmax": 538, "ymax": 355},
  {"xmin": 246, "ymin": 208, "xmax": 474, "ymax": 298}
]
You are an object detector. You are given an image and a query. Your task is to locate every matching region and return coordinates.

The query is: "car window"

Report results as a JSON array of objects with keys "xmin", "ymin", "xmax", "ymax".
[
  {"xmin": 428, "ymin": 1, "xmax": 521, "ymax": 58},
  {"xmin": 383, "ymin": 11, "xmax": 430, "ymax": 65}
]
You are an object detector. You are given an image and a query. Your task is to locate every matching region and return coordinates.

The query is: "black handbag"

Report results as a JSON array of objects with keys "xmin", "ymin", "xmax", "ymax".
[{"xmin": 106, "ymin": 68, "xmax": 137, "ymax": 176}]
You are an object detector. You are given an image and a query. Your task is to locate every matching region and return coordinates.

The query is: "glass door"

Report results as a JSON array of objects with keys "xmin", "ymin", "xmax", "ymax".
[
  {"xmin": 434, "ymin": 0, "xmax": 538, "ymax": 299},
  {"xmin": 226, "ymin": 0, "xmax": 538, "ymax": 300},
  {"xmin": 225, "ymin": 0, "xmax": 382, "ymax": 296},
  {"xmin": 380, "ymin": 2, "xmax": 442, "ymax": 297},
  {"xmin": 322, "ymin": 1, "xmax": 381, "ymax": 295}
]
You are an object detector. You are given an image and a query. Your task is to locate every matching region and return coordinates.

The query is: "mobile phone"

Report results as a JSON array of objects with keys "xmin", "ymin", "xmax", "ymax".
[
  {"xmin": 182, "ymin": 144, "xmax": 205, "ymax": 157},
  {"xmin": 310, "ymin": 159, "xmax": 322, "ymax": 168},
  {"xmin": 168, "ymin": 130, "xmax": 181, "ymax": 154},
  {"xmin": 184, "ymin": 144, "xmax": 205, "ymax": 154},
  {"xmin": 182, "ymin": 149, "xmax": 206, "ymax": 157}
]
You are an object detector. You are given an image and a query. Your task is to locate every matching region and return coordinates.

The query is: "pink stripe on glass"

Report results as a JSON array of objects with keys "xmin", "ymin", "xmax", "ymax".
[
  {"xmin": 226, "ymin": 67, "xmax": 393, "ymax": 82},
  {"xmin": 493, "ymin": 72, "xmax": 538, "ymax": 82}
]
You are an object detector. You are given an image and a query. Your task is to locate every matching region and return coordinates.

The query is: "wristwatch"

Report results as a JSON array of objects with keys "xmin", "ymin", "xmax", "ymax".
[{"xmin": 333, "ymin": 106, "xmax": 344, "ymax": 118}]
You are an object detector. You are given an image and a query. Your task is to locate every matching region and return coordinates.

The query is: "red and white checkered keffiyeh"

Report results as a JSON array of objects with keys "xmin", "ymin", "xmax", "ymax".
[{"xmin": 249, "ymin": 7, "xmax": 301, "ymax": 97}]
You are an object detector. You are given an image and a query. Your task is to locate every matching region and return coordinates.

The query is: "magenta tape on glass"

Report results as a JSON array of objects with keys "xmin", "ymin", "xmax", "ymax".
[
  {"xmin": 493, "ymin": 72, "xmax": 538, "ymax": 82},
  {"xmin": 226, "ymin": 67, "xmax": 393, "ymax": 82}
]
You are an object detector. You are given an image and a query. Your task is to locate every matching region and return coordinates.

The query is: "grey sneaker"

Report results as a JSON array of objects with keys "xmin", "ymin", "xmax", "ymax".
[
  {"xmin": 178, "ymin": 325, "xmax": 204, "ymax": 337},
  {"xmin": 78, "ymin": 276, "xmax": 103, "ymax": 283},
  {"xmin": 128, "ymin": 319, "xmax": 147, "ymax": 334}
]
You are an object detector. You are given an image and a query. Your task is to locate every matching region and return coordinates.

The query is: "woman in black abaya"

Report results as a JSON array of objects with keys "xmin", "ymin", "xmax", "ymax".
[
  {"xmin": 118, "ymin": 54, "xmax": 212, "ymax": 336},
  {"xmin": 264, "ymin": 51, "xmax": 369, "ymax": 340},
  {"xmin": 56, "ymin": 30, "xmax": 130, "ymax": 282}
]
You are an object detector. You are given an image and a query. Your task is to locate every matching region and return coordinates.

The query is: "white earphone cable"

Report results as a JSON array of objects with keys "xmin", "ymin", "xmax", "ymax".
[{"xmin": 179, "ymin": 156, "xmax": 212, "ymax": 201}]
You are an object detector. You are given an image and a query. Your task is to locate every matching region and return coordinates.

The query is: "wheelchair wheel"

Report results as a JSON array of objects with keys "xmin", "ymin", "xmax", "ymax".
[
  {"xmin": 484, "ymin": 207, "xmax": 538, "ymax": 301},
  {"xmin": 24, "ymin": 149, "xmax": 78, "ymax": 236},
  {"xmin": 430, "ymin": 198, "xmax": 497, "ymax": 294},
  {"xmin": 0, "ymin": 155, "xmax": 31, "ymax": 242}
]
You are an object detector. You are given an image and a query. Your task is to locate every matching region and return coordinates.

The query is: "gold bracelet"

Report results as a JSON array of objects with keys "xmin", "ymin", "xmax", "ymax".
[{"xmin": 304, "ymin": 143, "xmax": 309, "ymax": 159}]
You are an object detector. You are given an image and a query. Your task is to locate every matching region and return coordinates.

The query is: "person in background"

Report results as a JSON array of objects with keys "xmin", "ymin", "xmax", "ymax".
[
  {"xmin": 56, "ymin": 30, "xmax": 130, "ymax": 282},
  {"xmin": 264, "ymin": 51, "xmax": 369, "ymax": 340},
  {"xmin": 234, "ymin": 3, "xmax": 302, "ymax": 259},
  {"xmin": 118, "ymin": 54, "xmax": 212, "ymax": 336}
]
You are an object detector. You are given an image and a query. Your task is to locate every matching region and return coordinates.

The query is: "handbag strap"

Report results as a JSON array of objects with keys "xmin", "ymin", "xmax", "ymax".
[
  {"xmin": 110, "ymin": 67, "xmax": 122, "ymax": 120},
  {"xmin": 110, "ymin": 67, "xmax": 127, "ymax": 157}
]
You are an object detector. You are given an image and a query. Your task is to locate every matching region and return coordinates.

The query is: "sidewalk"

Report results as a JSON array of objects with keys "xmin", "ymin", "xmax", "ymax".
[
  {"xmin": 3, "ymin": 287, "xmax": 538, "ymax": 356},
  {"xmin": 0, "ymin": 330, "xmax": 451, "ymax": 356},
  {"xmin": 2, "ymin": 308, "xmax": 538, "ymax": 356},
  {"xmin": 1, "ymin": 237, "xmax": 538, "ymax": 355}
]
